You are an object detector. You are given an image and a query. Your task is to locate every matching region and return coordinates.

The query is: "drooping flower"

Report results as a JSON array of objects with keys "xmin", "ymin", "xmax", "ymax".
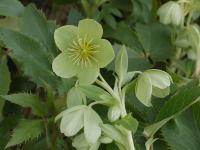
[
  {"xmin": 52, "ymin": 19, "xmax": 115, "ymax": 84},
  {"xmin": 135, "ymin": 69, "xmax": 172, "ymax": 107},
  {"xmin": 157, "ymin": 1, "xmax": 184, "ymax": 26},
  {"xmin": 55, "ymin": 105, "xmax": 103, "ymax": 144}
]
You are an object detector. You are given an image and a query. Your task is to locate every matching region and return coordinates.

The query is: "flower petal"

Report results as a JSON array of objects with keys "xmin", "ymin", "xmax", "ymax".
[
  {"xmin": 94, "ymin": 39, "xmax": 115, "ymax": 68},
  {"xmin": 60, "ymin": 108, "xmax": 84, "ymax": 136},
  {"xmin": 157, "ymin": 1, "xmax": 175, "ymax": 25},
  {"xmin": 152, "ymin": 86, "xmax": 170, "ymax": 98},
  {"xmin": 72, "ymin": 133, "xmax": 89, "ymax": 149},
  {"xmin": 77, "ymin": 65, "xmax": 99, "ymax": 85},
  {"xmin": 84, "ymin": 107, "xmax": 102, "ymax": 144},
  {"xmin": 145, "ymin": 69, "xmax": 172, "ymax": 89},
  {"xmin": 135, "ymin": 73, "xmax": 152, "ymax": 107},
  {"xmin": 55, "ymin": 105, "xmax": 86, "ymax": 122},
  {"xmin": 54, "ymin": 25, "xmax": 78, "ymax": 51},
  {"xmin": 52, "ymin": 52, "xmax": 77, "ymax": 78},
  {"xmin": 78, "ymin": 19, "xmax": 103, "ymax": 39}
]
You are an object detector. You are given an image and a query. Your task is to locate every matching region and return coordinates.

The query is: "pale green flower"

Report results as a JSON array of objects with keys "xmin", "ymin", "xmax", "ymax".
[
  {"xmin": 52, "ymin": 19, "xmax": 115, "ymax": 84},
  {"xmin": 72, "ymin": 133, "xmax": 101, "ymax": 150},
  {"xmin": 55, "ymin": 105, "xmax": 103, "ymax": 144},
  {"xmin": 135, "ymin": 69, "xmax": 172, "ymax": 107},
  {"xmin": 157, "ymin": 1, "xmax": 184, "ymax": 26}
]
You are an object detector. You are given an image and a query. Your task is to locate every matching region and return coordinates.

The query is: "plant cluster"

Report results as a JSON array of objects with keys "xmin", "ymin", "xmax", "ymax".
[{"xmin": 1, "ymin": 0, "xmax": 200, "ymax": 150}]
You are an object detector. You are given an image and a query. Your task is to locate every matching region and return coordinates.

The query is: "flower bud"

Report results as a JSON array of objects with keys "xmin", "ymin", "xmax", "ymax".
[
  {"xmin": 157, "ymin": 1, "xmax": 184, "ymax": 26},
  {"xmin": 107, "ymin": 105, "xmax": 121, "ymax": 122},
  {"xmin": 99, "ymin": 136, "xmax": 113, "ymax": 144}
]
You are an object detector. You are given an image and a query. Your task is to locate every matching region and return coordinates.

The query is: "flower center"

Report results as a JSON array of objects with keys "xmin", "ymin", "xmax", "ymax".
[{"xmin": 68, "ymin": 35, "xmax": 100, "ymax": 67}]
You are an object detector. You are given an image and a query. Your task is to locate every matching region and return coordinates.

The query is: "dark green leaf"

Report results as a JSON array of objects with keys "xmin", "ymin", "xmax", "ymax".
[
  {"xmin": 0, "ymin": 0, "xmax": 24, "ymax": 17},
  {"xmin": 156, "ymin": 82, "xmax": 200, "ymax": 121},
  {"xmin": 67, "ymin": 8, "xmax": 83, "ymax": 25},
  {"xmin": 192, "ymin": 102, "xmax": 200, "ymax": 130},
  {"xmin": 6, "ymin": 119, "xmax": 44, "ymax": 148},
  {"xmin": 104, "ymin": 14, "xmax": 117, "ymax": 30},
  {"xmin": 0, "ymin": 93, "xmax": 45, "ymax": 116},
  {"xmin": 144, "ymin": 81, "xmax": 200, "ymax": 137},
  {"xmin": 0, "ymin": 117, "xmax": 18, "ymax": 149},
  {"xmin": 0, "ymin": 55, "xmax": 10, "ymax": 96},
  {"xmin": 0, "ymin": 54, "xmax": 11, "ymax": 120},
  {"xmin": 20, "ymin": 4, "xmax": 58, "ymax": 57},
  {"xmin": 0, "ymin": 28, "xmax": 58, "ymax": 87},
  {"xmin": 135, "ymin": 22, "xmax": 174, "ymax": 61},
  {"xmin": 130, "ymin": 0, "xmax": 152, "ymax": 23},
  {"xmin": 104, "ymin": 22, "xmax": 143, "ymax": 51},
  {"xmin": 162, "ymin": 111, "xmax": 200, "ymax": 150}
]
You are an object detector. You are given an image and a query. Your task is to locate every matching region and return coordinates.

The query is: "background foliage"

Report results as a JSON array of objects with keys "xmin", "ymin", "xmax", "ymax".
[{"xmin": 0, "ymin": 0, "xmax": 200, "ymax": 149}]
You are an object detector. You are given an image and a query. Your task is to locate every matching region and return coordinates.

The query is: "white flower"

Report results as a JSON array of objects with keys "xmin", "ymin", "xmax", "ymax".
[
  {"xmin": 157, "ymin": 1, "xmax": 184, "ymax": 26},
  {"xmin": 135, "ymin": 69, "xmax": 172, "ymax": 107}
]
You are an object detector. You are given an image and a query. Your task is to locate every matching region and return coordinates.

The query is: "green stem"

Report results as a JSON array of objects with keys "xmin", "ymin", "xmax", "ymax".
[
  {"xmin": 43, "ymin": 119, "xmax": 52, "ymax": 149},
  {"xmin": 96, "ymin": 79, "xmax": 115, "ymax": 97},
  {"xmin": 186, "ymin": 11, "xmax": 193, "ymax": 27},
  {"xmin": 88, "ymin": 101, "xmax": 108, "ymax": 107},
  {"xmin": 97, "ymin": 74, "xmax": 136, "ymax": 150},
  {"xmin": 120, "ymin": 91, "xmax": 135, "ymax": 150}
]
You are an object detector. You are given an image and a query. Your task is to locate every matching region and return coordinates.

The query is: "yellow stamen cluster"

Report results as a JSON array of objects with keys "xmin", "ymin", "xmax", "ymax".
[{"xmin": 68, "ymin": 35, "xmax": 100, "ymax": 67}]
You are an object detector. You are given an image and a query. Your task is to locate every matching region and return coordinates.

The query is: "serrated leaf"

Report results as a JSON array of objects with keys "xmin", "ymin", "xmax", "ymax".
[
  {"xmin": 6, "ymin": 119, "xmax": 44, "ymax": 148},
  {"xmin": 144, "ymin": 81, "xmax": 200, "ymax": 137},
  {"xmin": 162, "ymin": 111, "xmax": 200, "ymax": 150},
  {"xmin": 0, "ymin": 116, "xmax": 18, "ymax": 149},
  {"xmin": 20, "ymin": 4, "xmax": 58, "ymax": 57},
  {"xmin": 156, "ymin": 83, "xmax": 200, "ymax": 121},
  {"xmin": 0, "ymin": 28, "xmax": 58, "ymax": 87},
  {"xmin": 0, "ymin": 0, "xmax": 24, "ymax": 17},
  {"xmin": 0, "ymin": 54, "xmax": 11, "ymax": 120},
  {"xmin": 0, "ymin": 93, "xmax": 45, "ymax": 117},
  {"xmin": 115, "ymin": 45, "xmax": 128, "ymax": 83}
]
